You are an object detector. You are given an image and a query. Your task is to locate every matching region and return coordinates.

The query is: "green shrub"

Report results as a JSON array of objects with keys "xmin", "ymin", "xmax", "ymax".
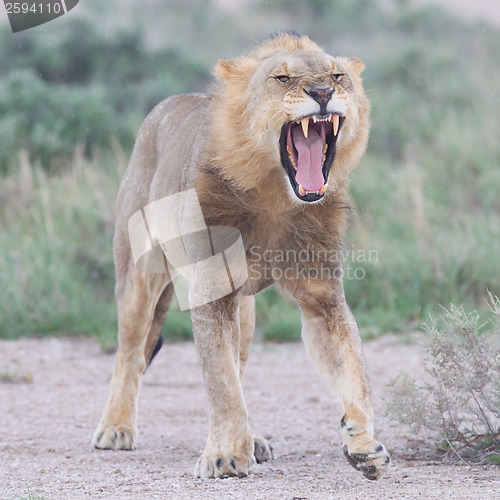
[
  {"xmin": 0, "ymin": 70, "xmax": 117, "ymax": 171},
  {"xmin": 0, "ymin": 20, "xmax": 212, "ymax": 171},
  {"xmin": 0, "ymin": 20, "xmax": 211, "ymax": 91},
  {"xmin": 384, "ymin": 295, "xmax": 500, "ymax": 462}
]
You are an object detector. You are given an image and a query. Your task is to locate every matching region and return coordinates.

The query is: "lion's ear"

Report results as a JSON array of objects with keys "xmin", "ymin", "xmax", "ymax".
[
  {"xmin": 214, "ymin": 58, "xmax": 257, "ymax": 81},
  {"xmin": 345, "ymin": 56, "xmax": 365, "ymax": 76},
  {"xmin": 215, "ymin": 59, "xmax": 243, "ymax": 80}
]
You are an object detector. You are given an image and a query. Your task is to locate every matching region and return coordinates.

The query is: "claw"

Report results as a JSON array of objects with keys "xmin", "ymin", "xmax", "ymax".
[{"xmin": 342, "ymin": 443, "xmax": 391, "ymax": 481}]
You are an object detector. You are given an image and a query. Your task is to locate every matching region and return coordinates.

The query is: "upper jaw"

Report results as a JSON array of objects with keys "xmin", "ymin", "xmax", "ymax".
[{"xmin": 279, "ymin": 112, "xmax": 345, "ymax": 203}]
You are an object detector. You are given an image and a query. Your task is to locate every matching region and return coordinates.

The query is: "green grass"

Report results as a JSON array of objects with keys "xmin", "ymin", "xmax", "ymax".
[
  {"xmin": 0, "ymin": 151, "xmax": 120, "ymax": 346},
  {"xmin": 0, "ymin": 0, "xmax": 499, "ymax": 343},
  {"xmin": 0, "ymin": 367, "xmax": 33, "ymax": 384},
  {"xmin": 13, "ymin": 488, "xmax": 45, "ymax": 500},
  {"xmin": 255, "ymin": 288, "xmax": 302, "ymax": 342}
]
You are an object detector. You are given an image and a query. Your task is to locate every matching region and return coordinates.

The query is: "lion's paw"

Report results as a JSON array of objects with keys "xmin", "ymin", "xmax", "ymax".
[
  {"xmin": 342, "ymin": 441, "xmax": 391, "ymax": 481},
  {"xmin": 253, "ymin": 436, "xmax": 274, "ymax": 464},
  {"xmin": 194, "ymin": 452, "xmax": 253, "ymax": 479},
  {"xmin": 92, "ymin": 424, "xmax": 137, "ymax": 450}
]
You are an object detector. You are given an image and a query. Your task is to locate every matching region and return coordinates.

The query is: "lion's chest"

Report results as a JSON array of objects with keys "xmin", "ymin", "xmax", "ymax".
[
  {"xmin": 237, "ymin": 210, "xmax": 344, "ymax": 292},
  {"xmin": 198, "ymin": 184, "xmax": 347, "ymax": 292}
]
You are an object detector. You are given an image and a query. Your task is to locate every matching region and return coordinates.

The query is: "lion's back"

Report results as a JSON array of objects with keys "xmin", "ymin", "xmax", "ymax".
[{"xmin": 115, "ymin": 93, "xmax": 212, "ymax": 227}]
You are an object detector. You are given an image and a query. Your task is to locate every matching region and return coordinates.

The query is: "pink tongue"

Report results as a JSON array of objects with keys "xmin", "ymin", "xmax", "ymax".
[{"xmin": 292, "ymin": 126, "xmax": 325, "ymax": 191}]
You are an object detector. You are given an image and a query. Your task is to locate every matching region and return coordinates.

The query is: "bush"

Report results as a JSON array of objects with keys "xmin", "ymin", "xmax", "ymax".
[
  {"xmin": 384, "ymin": 295, "xmax": 500, "ymax": 463},
  {"xmin": 0, "ymin": 20, "xmax": 211, "ymax": 171},
  {"xmin": 0, "ymin": 70, "xmax": 119, "ymax": 171},
  {"xmin": 0, "ymin": 20, "xmax": 211, "ymax": 91}
]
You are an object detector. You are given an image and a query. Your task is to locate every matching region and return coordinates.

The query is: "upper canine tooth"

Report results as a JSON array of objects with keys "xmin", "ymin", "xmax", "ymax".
[
  {"xmin": 332, "ymin": 115, "xmax": 340, "ymax": 135},
  {"xmin": 298, "ymin": 185, "xmax": 306, "ymax": 196},
  {"xmin": 319, "ymin": 183, "xmax": 328, "ymax": 195},
  {"xmin": 300, "ymin": 118, "xmax": 309, "ymax": 138}
]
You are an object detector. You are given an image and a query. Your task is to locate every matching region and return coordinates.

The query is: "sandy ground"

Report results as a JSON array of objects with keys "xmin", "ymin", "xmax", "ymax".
[{"xmin": 0, "ymin": 336, "xmax": 499, "ymax": 499}]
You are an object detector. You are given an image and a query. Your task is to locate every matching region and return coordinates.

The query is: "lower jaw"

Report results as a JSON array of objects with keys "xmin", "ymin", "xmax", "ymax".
[
  {"xmin": 289, "ymin": 168, "xmax": 332, "ymax": 202},
  {"xmin": 290, "ymin": 183, "xmax": 326, "ymax": 202}
]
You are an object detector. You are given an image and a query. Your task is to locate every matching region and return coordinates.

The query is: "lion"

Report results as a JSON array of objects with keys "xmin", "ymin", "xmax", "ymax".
[{"xmin": 92, "ymin": 31, "xmax": 391, "ymax": 481}]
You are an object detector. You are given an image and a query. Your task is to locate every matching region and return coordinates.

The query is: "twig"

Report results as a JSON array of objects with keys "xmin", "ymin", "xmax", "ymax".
[{"xmin": 444, "ymin": 436, "xmax": 468, "ymax": 465}]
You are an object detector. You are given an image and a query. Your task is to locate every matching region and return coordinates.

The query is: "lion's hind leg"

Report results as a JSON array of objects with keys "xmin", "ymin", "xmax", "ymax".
[
  {"xmin": 238, "ymin": 295, "xmax": 275, "ymax": 464},
  {"xmin": 92, "ymin": 267, "xmax": 171, "ymax": 450},
  {"xmin": 144, "ymin": 283, "xmax": 174, "ymax": 369}
]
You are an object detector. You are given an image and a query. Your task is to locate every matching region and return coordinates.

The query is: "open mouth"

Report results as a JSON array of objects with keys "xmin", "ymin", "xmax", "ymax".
[{"xmin": 279, "ymin": 113, "xmax": 345, "ymax": 202}]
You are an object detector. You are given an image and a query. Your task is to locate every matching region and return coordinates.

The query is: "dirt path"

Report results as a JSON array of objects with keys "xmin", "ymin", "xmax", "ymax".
[{"xmin": 0, "ymin": 336, "xmax": 499, "ymax": 499}]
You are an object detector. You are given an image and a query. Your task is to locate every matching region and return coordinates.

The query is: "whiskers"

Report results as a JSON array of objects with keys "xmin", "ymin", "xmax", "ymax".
[{"xmin": 266, "ymin": 105, "xmax": 287, "ymax": 130}]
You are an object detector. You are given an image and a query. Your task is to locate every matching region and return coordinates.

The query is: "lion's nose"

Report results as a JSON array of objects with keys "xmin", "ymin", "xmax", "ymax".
[{"xmin": 305, "ymin": 87, "xmax": 334, "ymax": 114}]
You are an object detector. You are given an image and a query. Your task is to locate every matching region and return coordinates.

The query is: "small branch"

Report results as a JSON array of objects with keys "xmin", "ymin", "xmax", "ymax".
[{"xmin": 444, "ymin": 436, "xmax": 468, "ymax": 465}]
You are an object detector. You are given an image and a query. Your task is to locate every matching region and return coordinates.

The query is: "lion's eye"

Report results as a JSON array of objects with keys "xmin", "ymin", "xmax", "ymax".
[
  {"xmin": 275, "ymin": 75, "xmax": 290, "ymax": 83},
  {"xmin": 332, "ymin": 73, "xmax": 344, "ymax": 83}
]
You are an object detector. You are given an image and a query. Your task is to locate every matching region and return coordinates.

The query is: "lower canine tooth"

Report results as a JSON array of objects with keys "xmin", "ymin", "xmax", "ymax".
[
  {"xmin": 287, "ymin": 145, "xmax": 297, "ymax": 170},
  {"xmin": 319, "ymin": 184, "xmax": 328, "ymax": 195},
  {"xmin": 298, "ymin": 185, "xmax": 306, "ymax": 196}
]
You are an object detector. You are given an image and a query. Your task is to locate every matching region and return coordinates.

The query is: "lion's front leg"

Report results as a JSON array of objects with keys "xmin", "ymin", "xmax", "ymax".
[
  {"xmin": 191, "ymin": 294, "xmax": 255, "ymax": 478},
  {"xmin": 296, "ymin": 284, "xmax": 391, "ymax": 481}
]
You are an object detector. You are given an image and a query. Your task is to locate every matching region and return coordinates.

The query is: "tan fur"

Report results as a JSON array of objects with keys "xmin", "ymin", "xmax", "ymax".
[{"xmin": 93, "ymin": 32, "xmax": 390, "ymax": 481}]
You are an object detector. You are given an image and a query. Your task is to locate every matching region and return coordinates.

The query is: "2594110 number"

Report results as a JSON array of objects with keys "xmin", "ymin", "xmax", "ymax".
[{"xmin": 5, "ymin": 2, "xmax": 62, "ymax": 14}]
